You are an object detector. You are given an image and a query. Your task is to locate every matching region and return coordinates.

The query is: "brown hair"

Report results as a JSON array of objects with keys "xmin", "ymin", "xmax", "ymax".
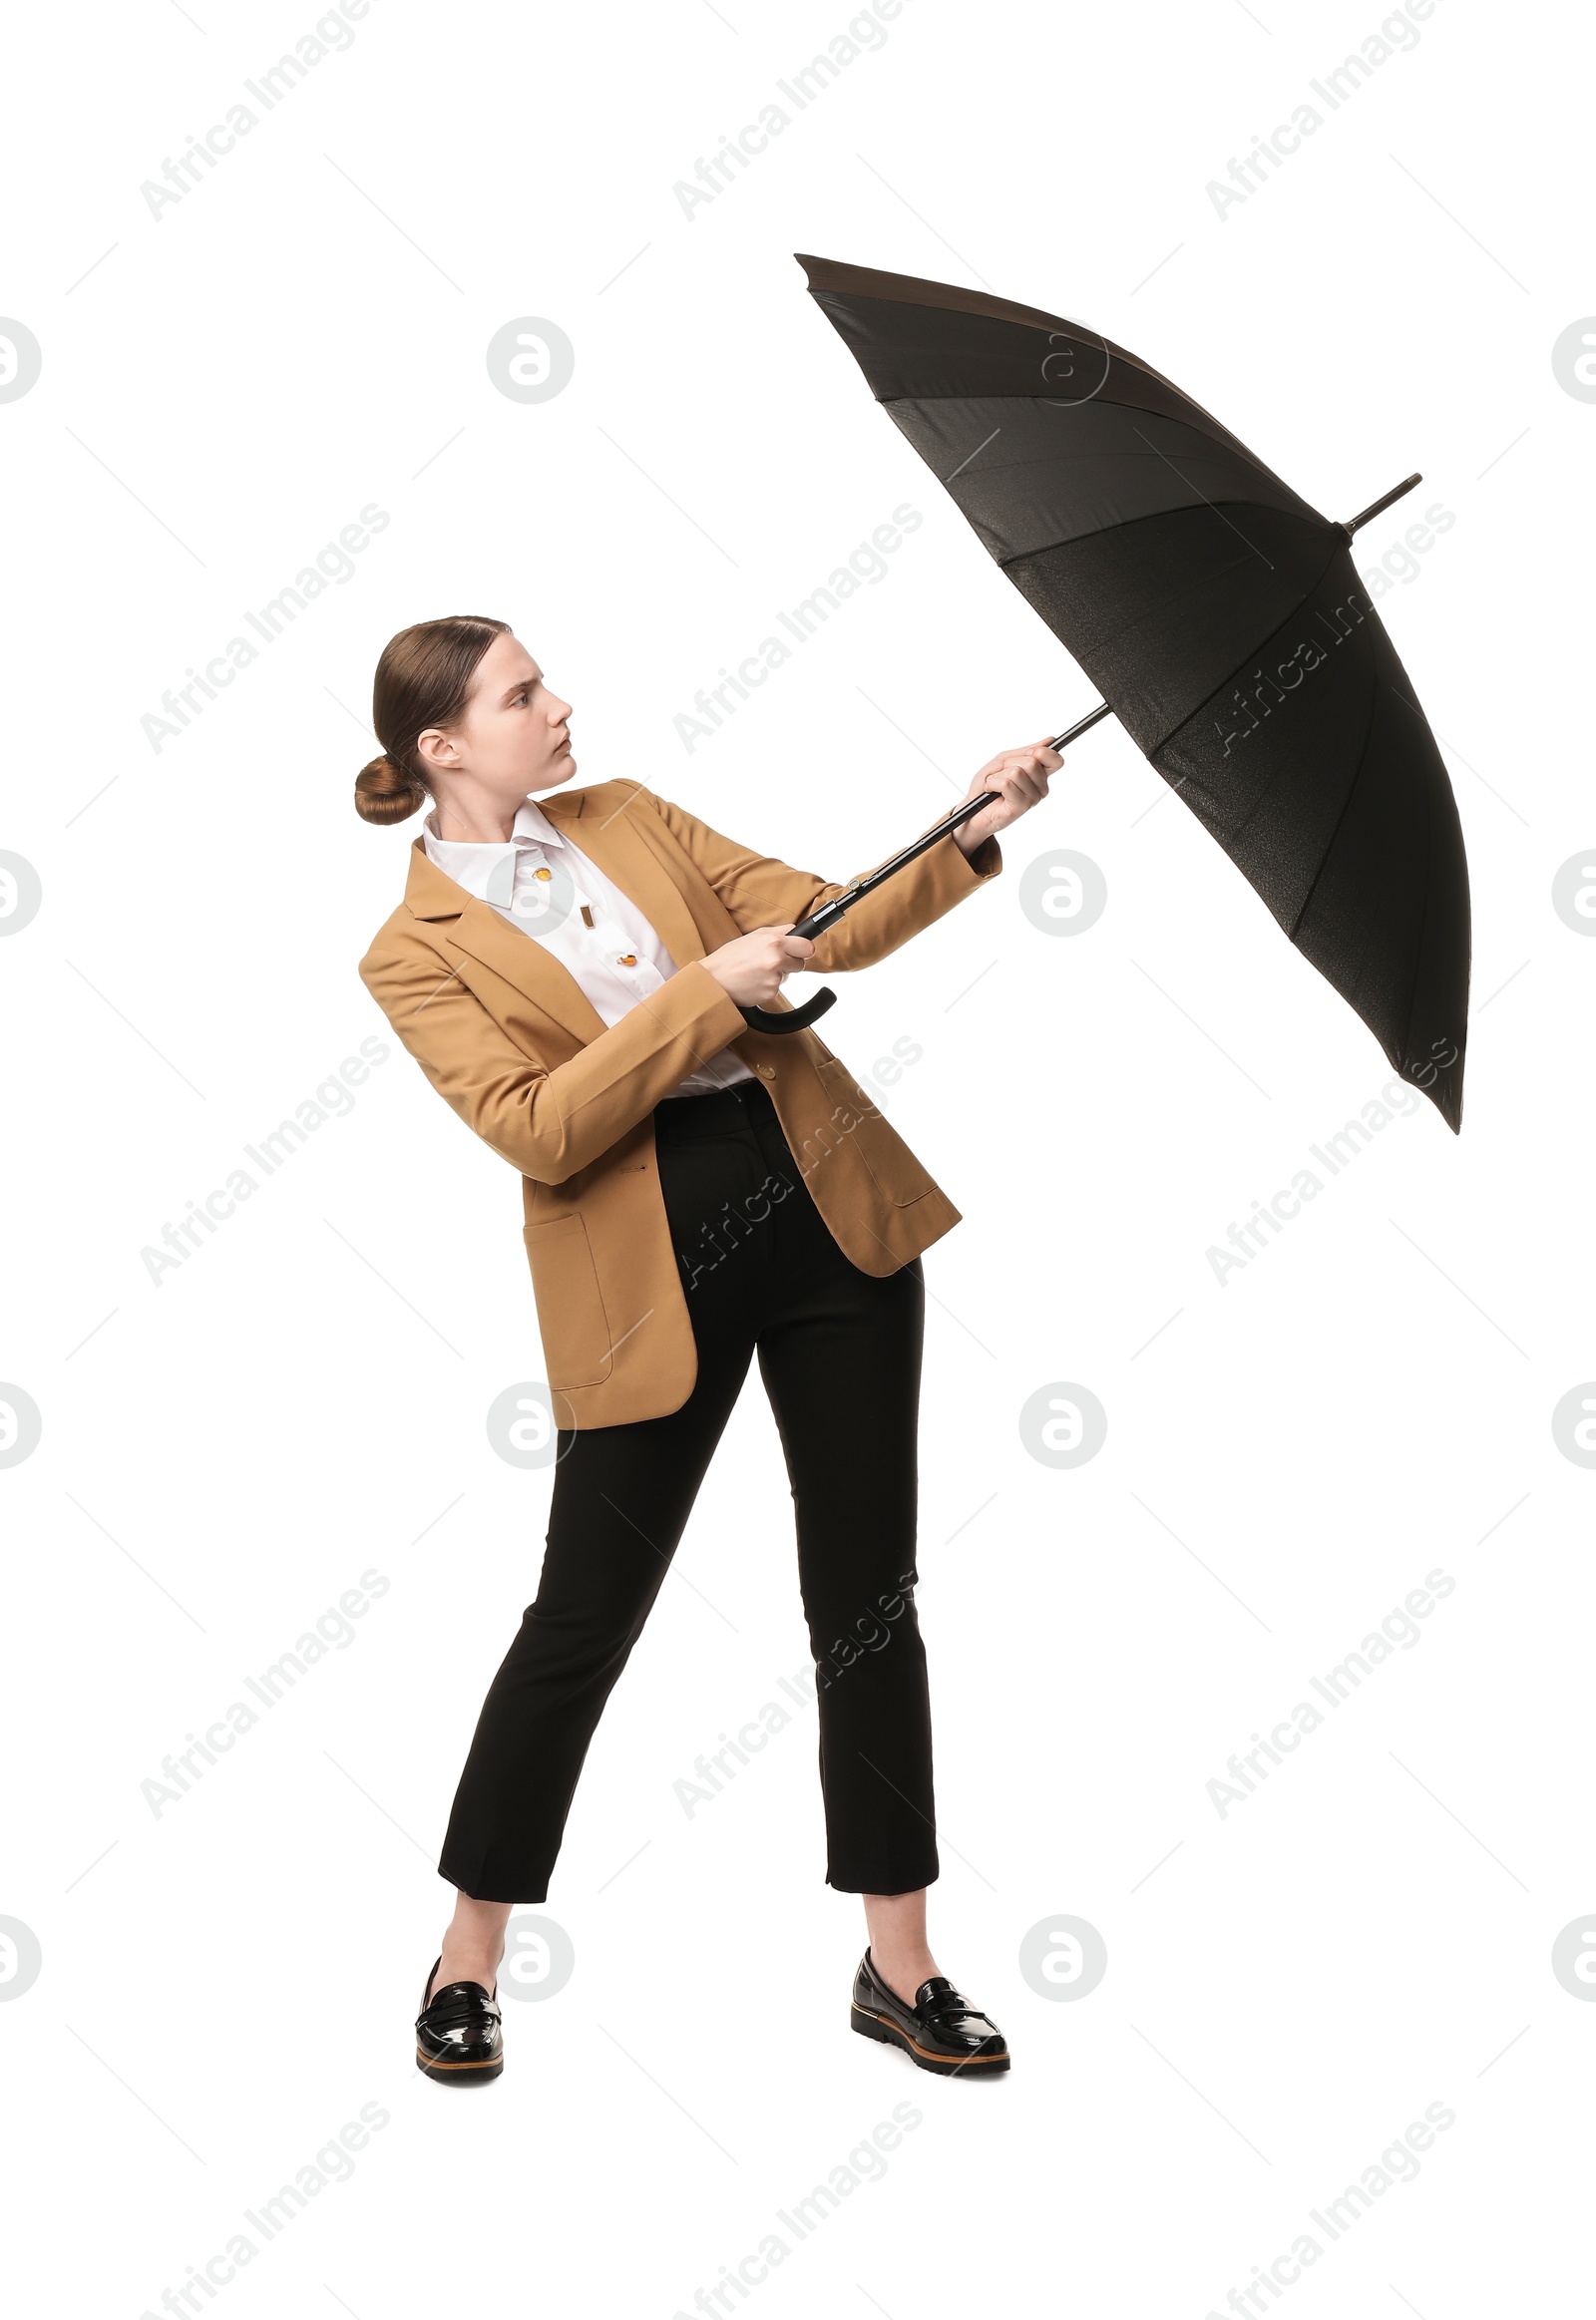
[{"xmin": 353, "ymin": 614, "xmax": 510, "ymax": 824}]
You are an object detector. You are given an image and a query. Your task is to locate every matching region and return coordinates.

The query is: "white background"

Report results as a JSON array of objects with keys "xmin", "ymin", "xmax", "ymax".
[{"xmin": 2, "ymin": 1, "xmax": 1592, "ymax": 2313}]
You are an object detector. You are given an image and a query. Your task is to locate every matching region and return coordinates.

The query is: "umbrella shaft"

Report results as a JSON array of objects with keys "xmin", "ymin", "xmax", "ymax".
[
  {"xmin": 791, "ymin": 699, "xmax": 1113, "ymax": 942},
  {"xmin": 1049, "ymin": 699, "xmax": 1115, "ymax": 752}
]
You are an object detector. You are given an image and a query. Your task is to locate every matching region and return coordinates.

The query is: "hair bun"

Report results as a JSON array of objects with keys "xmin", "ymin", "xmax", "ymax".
[{"xmin": 354, "ymin": 751, "xmax": 426, "ymax": 826}]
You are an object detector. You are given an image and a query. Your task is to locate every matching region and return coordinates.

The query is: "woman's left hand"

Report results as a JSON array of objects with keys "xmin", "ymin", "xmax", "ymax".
[{"xmin": 952, "ymin": 738, "xmax": 1063, "ymax": 856}]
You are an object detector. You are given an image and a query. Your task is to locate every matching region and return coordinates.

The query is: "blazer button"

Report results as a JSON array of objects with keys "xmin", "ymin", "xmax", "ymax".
[{"xmin": 758, "ymin": 1064, "xmax": 775, "ymax": 1078}]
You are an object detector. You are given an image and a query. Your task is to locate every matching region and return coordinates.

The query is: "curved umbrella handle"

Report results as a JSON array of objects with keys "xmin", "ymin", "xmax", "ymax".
[
  {"xmin": 736, "ymin": 987, "xmax": 838, "ymax": 1036},
  {"xmin": 727, "ymin": 717, "xmax": 1104, "ymax": 1043}
]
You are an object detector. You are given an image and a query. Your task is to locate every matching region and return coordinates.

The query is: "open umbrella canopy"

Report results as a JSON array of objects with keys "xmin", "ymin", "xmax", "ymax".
[{"xmin": 796, "ymin": 252, "xmax": 1471, "ymax": 1129}]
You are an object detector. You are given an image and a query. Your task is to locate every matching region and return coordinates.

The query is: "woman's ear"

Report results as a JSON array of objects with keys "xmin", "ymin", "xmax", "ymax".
[{"xmin": 416, "ymin": 727, "xmax": 459, "ymax": 775}]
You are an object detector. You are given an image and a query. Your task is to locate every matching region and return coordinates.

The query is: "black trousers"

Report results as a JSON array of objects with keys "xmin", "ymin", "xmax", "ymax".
[{"xmin": 437, "ymin": 1076, "xmax": 939, "ymax": 1904}]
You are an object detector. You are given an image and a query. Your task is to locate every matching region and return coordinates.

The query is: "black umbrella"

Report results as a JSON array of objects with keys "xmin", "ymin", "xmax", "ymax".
[{"xmin": 741, "ymin": 252, "xmax": 1469, "ymax": 1133}]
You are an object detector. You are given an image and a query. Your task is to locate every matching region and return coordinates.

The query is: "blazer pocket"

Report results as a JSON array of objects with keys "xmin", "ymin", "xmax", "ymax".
[
  {"xmin": 813, "ymin": 1061, "xmax": 936, "ymax": 1209},
  {"xmin": 523, "ymin": 1214, "xmax": 615, "ymax": 1388}
]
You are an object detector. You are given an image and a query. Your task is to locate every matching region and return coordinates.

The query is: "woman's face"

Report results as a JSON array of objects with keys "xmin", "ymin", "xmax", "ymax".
[{"xmin": 420, "ymin": 631, "xmax": 575, "ymax": 803}]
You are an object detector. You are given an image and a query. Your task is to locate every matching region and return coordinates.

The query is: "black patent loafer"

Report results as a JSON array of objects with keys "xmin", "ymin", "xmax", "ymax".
[
  {"xmin": 851, "ymin": 1949, "xmax": 1009, "ymax": 2077},
  {"xmin": 415, "ymin": 1956, "xmax": 503, "ymax": 2085}
]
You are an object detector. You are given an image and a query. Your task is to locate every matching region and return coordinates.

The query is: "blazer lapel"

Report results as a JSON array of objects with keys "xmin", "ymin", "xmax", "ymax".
[
  {"xmin": 399, "ymin": 785, "xmax": 712, "ymax": 1050},
  {"xmin": 545, "ymin": 786, "xmax": 709, "ymax": 973},
  {"xmin": 402, "ymin": 838, "xmax": 605, "ymax": 1046}
]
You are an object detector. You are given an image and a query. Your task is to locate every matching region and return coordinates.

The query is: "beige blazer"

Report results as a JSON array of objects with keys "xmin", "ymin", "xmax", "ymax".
[{"xmin": 358, "ymin": 781, "xmax": 1001, "ymax": 1427}]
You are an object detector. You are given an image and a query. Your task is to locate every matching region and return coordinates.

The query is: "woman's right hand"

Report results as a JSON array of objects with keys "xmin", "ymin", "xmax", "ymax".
[{"xmin": 701, "ymin": 925, "xmax": 816, "ymax": 1007}]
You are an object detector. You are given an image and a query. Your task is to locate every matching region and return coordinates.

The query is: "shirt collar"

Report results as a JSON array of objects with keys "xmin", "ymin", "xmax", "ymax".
[{"xmin": 421, "ymin": 795, "xmax": 568, "ymax": 902}]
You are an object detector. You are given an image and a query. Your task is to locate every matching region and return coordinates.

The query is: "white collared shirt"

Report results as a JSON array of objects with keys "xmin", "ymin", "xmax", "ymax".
[{"xmin": 421, "ymin": 795, "xmax": 753, "ymax": 1098}]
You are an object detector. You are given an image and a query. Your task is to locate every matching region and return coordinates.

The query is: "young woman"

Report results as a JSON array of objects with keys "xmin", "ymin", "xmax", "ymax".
[{"xmin": 355, "ymin": 613, "xmax": 1059, "ymax": 2085}]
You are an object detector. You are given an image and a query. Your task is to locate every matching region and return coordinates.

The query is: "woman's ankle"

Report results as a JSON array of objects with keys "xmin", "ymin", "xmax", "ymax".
[
  {"xmin": 862, "ymin": 1888, "xmax": 938, "ymax": 2005},
  {"xmin": 432, "ymin": 1894, "xmax": 514, "ymax": 1997},
  {"xmin": 870, "ymin": 1941, "xmax": 940, "ymax": 2004},
  {"xmin": 431, "ymin": 1922, "xmax": 509, "ymax": 1999}
]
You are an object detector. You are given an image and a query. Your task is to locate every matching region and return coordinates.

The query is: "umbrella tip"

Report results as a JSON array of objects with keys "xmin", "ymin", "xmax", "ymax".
[{"xmin": 1343, "ymin": 473, "xmax": 1423, "ymax": 538}]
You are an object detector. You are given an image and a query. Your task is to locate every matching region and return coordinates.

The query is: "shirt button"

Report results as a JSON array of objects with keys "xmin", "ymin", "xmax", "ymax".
[
  {"xmin": 533, "ymin": 866, "xmax": 552, "ymax": 883},
  {"xmin": 616, "ymin": 954, "xmax": 637, "ymax": 967}
]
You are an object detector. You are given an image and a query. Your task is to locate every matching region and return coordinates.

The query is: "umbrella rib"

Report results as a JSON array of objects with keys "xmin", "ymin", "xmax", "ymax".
[
  {"xmin": 1400, "ymin": 793, "xmax": 1437, "ymax": 1072},
  {"xmin": 891, "ymin": 391, "xmax": 1315, "ymax": 516},
  {"xmin": 1386, "ymin": 685, "xmax": 1445, "ymax": 1080},
  {"xmin": 1028, "ymin": 387, "xmax": 1309, "ymax": 508},
  {"xmin": 998, "ymin": 530, "xmax": 1285, "ymax": 680},
  {"xmin": 1282, "ymin": 645, "xmax": 1383, "ymax": 948},
  {"xmin": 876, "ymin": 323, "xmax": 1326, "ymax": 499},
  {"xmin": 1093, "ymin": 334, "xmax": 1304, "ymax": 492},
  {"xmin": 958, "ymin": 440, "xmax": 1312, "ymax": 524},
  {"xmin": 1002, "ymin": 512, "xmax": 1347, "ymax": 762},
  {"xmin": 1138, "ymin": 524, "xmax": 1355, "ymax": 762},
  {"xmin": 1130, "ymin": 424, "xmax": 1276, "ymax": 571}
]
